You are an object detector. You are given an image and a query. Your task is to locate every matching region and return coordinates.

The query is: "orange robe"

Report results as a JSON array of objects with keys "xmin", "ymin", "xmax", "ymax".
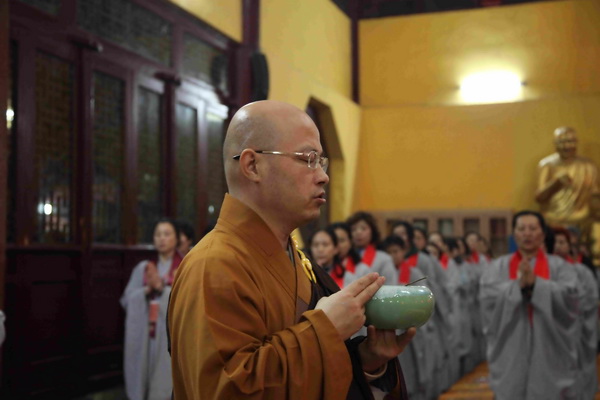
[{"xmin": 169, "ymin": 194, "xmax": 403, "ymax": 399}]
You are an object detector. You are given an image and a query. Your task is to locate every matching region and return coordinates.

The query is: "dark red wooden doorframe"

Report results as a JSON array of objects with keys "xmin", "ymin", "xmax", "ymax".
[
  {"xmin": 4, "ymin": 0, "xmax": 246, "ymax": 395},
  {"xmin": 0, "ymin": 0, "xmax": 8, "ymax": 314}
]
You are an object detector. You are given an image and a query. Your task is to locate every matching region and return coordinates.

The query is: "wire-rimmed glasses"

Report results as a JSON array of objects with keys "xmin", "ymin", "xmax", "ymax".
[{"xmin": 232, "ymin": 150, "xmax": 329, "ymax": 173}]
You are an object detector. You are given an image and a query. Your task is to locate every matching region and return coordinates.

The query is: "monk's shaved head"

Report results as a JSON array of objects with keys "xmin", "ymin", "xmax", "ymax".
[
  {"xmin": 552, "ymin": 126, "xmax": 578, "ymax": 160},
  {"xmin": 220, "ymin": 100, "xmax": 329, "ymax": 244},
  {"xmin": 224, "ymin": 100, "xmax": 317, "ymax": 192}
]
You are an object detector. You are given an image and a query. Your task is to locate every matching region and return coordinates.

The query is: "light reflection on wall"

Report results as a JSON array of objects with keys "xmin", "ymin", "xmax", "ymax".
[{"xmin": 460, "ymin": 70, "xmax": 523, "ymax": 104}]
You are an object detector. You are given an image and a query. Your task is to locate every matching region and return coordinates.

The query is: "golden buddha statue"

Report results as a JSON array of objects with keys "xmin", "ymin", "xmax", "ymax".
[{"xmin": 535, "ymin": 127, "xmax": 600, "ymax": 249}]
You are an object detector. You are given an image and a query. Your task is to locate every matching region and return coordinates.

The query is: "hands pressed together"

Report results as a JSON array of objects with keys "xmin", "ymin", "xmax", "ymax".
[
  {"xmin": 315, "ymin": 273, "xmax": 416, "ymax": 374},
  {"xmin": 144, "ymin": 263, "xmax": 165, "ymax": 293},
  {"xmin": 518, "ymin": 257, "xmax": 536, "ymax": 288}
]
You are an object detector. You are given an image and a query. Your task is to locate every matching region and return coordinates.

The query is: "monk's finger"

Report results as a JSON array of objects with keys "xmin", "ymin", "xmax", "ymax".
[
  {"xmin": 355, "ymin": 276, "xmax": 385, "ymax": 305},
  {"xmin": 395, "ymin": 327, "xmax": 416, "ymax": 352},
  {"xmin": 342, "ymin": 272, "xmax": 380, "ymax": 297},
  {"xmin": 365, "ymin": 325, "xmax": 376, "ymax": 346}
]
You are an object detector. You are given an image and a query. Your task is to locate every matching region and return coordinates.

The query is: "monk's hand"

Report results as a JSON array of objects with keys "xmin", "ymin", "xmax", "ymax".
[
  {"xmin": 358, "ymin": 326, "xmax": 416, "ymax": 373},
  {"xmin": 315, "ymin": 272, "xmax": 385, "ymax": 340}
]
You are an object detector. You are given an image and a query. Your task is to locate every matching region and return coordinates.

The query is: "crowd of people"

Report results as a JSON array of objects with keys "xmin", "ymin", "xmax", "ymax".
[
  {"xmin": 306, "ymin": 213, "xmax": 490, "ymax": 399},
  {"xmin": 120, "ymin": 211, "xmax": 599, "ymax": 400},
  {"xmin": 306, "ymin": 210, "xmax": 599, "ymax": 400}
]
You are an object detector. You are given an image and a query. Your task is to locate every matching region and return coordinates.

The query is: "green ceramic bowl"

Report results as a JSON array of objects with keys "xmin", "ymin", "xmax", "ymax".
[{"xmin": 365, "ymin": 285, "xmax": 435, "ymax": 330}]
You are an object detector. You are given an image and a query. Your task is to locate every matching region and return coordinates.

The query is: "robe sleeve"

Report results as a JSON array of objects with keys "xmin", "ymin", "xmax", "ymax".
[
  {"xmin": 537, "ymin": 161, "xmax": 553, "ymax": 192},
  {"xmin": 479, "ymin": 258, "xmax": 524, "ymax": 352},
  {"xmin": 120, "ymin": 261, "xmax": 148, "ymax": 310},
  {"xmin": 529, "ymin": 259, "xmax": 579, "ymax": 346},
  {"xmin": 169, "ymin": 248, "xmax": 353, "ymax": 400},
  {"xmin": 577, "ymin": 265, "xmax": 599, "ymax": 356},
  {"xmin": 346, "ymin": 336, "xmax": 407, "ymax": 400},
  {"xmin": 375, "ymin": 252, "xmax": 397, "ymax": 284},
  {"xmin": 420, "ymin": 257, "xmax": 451, "ymax": 323}
]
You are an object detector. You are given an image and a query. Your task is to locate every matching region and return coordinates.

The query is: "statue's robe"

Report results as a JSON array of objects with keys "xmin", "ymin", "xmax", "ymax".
[
  {"xmin": 480, "ymin": 251, "xmax": 579, "ymax": 400},
  {"xmin": 168, "ymin": 194, "xmax": 406, "ymax": 400},
  {"xmin": 537, "ymin": 153, "xmax": 599, "ymax": 228}
]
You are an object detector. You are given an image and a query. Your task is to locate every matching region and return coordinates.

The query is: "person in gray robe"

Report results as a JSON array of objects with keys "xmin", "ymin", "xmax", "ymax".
[
  {"xmin": 420, "ymin": 250, "xmax": 458, "ymax": 394},
  {"xmin": 464, "ymin": 232, "xmax": 490, "ymax": 367},
  {"xmin": 120, "ymin": 219, "xmax": 183, "ymax": 400},
  {"xmin": 382, "ymin": 235, "xmax": 429, "ymax": 400},
  {"xmin": 552, "ymin": 227, "xmax": 598, "ymax": 400},
  {"xmin": 393, "ymin": 222, "xmax": 456, "ymax": 398},
  {"xmin": 347, "ymin": 212, "xmax": 397, "ymax": 283},
  {"xmin": 444, "ymin": 238, "xmax": 476, "ymax": 376},
  {"xmin": 480, "ymin": 211, "xmax": 579, "ymax": 400},
  {"xmin": 331, "ymin": 222, "xmax": 367, "ymax": 288}
]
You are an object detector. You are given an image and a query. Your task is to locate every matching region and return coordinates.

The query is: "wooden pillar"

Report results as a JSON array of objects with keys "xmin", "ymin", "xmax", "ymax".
[
  {"xmin": 232, "ymin": 0, "xmax": 260, "ymax": 111},
  {"xmin": 0, "ymin": 0, "xmax": 10, "ymax": 385},
  {"xmin": 0, "ymin": 0, "xmax": 9, "ymax": 311}
]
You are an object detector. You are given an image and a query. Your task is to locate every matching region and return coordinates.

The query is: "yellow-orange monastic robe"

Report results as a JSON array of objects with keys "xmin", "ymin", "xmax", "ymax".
[
  {"xmin": 537, "ymin": 153, "xmax": 599, "ymax": 226},
  {"xmin": 168, "ymin": 194, "xmax": 354, "ymax": 399}
]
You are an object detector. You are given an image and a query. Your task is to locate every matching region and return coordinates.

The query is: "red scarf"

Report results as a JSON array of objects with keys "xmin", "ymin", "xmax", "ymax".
[
  {"xmin": 344, "ymin": 256, "xmax": 356, "ymax": 274},
  {"xmin": 440, "ymin": 253, "xmax": 449, "ymax": 269},
  {"xmin": 509, "ymin": 248, "xmax": 550, "ymax": 325},
  {"xmin": 467, "ymin": 252, "xmax": 480, "ymax": 264},
  {"xmin": 398, "ymin": 253, "xmax": 419, "ymax": 284},
  {"xmin": 576, "ymin": 254, "xmax": 583, "ymax": 263},
  {"xmin": 565, "ymin": 255, "xmax": 575, "ymax": 264},
  {"xmin": 330, "ymin": 263, "xmax": 345, "ymax": 288},
  {"xmin": 508, "ymin": 248, "xmax": 549, "ymax": 280},
  {"xmin": 361, "ymin": 244, "xmax": 377, "ymax": 267},
  {"xmin": 143, "ymin": 251, "xmax": 183, "ymax": 287}
]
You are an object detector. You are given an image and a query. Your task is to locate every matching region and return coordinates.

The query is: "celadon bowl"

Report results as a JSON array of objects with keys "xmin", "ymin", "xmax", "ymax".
[{"xmin": 365, "ymin": 285, "xmax": 435, "ymax": 330}]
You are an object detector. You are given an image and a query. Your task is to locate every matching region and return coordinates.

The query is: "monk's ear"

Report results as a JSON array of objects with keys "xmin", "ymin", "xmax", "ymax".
[{"xmin": 238, "ymin": 149, "xmax": 261, "ymax": 183}]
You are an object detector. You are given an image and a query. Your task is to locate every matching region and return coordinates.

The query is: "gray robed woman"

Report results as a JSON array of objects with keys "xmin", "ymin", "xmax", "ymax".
[{"xmin": 121, "ymin": 219, "xmax": 183, "ymax": 400}]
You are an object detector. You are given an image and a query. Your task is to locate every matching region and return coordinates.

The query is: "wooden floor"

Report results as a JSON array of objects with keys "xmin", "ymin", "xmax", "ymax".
[{"xmin": 438, "ymin": 355, "xmax": 600, "ymax": 399}]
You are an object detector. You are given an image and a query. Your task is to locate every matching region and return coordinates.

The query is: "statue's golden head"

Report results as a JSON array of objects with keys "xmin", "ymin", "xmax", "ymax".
[{"xmin": 553, "ymin": 126, "xmax": 578, "ymax": 160}]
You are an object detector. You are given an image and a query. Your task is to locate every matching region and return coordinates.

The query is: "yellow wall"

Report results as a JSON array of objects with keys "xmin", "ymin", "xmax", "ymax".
[
  {"xmin": 168, "ymin": 0, "xmax": 359, "ymax": 220},
  {"xmin": 167, "ymin": 0, "xmax": 242, "ymax": 42},
  {"xmin": 261, "ymin": 0, "xmax": 359, "ymax": 220},
  {"xmin": 358, "ymin": 0, "xmax": 600, "ymax": 212}
]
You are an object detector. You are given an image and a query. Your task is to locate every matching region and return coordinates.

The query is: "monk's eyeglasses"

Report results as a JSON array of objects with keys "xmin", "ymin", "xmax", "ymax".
[{"xmin": 232, "ymin": 150, "xmax": 329, "ymax": 173}]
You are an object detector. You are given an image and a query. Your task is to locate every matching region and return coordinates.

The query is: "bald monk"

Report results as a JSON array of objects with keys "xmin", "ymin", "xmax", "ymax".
[
  {"xmin": 480, "ymin": 211, "xmax": 579, "ymax": 400},
  {"xmin": 168, "ymin": 100, "xmax": 415, "ymax": 400},
  {"xmin": 536, "ymin": 126, "xmax": 600, "ymax": 241}
]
